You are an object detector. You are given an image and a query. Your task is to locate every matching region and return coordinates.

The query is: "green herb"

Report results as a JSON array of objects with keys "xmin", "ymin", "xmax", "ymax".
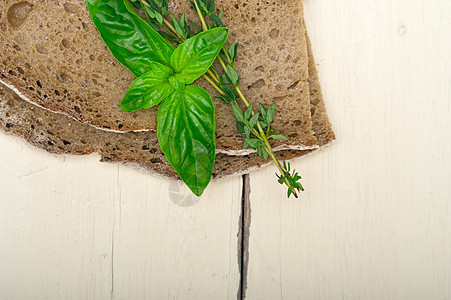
[
  {"xmin": 188, "ymin": 0, "xmax": 305, "ymax": 198},
  {"xmin": 86, "ymin": 0, "xmax": 305, "ymax": 198},
  {"xmin": 87, "ymin": 0, "xmax": 228, "ymax": 196}
]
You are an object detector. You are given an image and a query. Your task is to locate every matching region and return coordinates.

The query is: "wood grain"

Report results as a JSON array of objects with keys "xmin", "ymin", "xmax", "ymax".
[
  {"xmin": 0, "ymin": 133, "xmax": 241, "ymax": 299},
  {"xmin": 246, "ymin": 0, "xmax": 451, "ymax": 299},
  {"xmin": 1, "ymin": 0, "xmax": 451, "ymax": 298}
]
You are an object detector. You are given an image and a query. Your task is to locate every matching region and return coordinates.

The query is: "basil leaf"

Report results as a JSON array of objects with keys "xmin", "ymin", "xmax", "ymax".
[
  {"xmin": 139, "ymin": 61, "xmax": 174, "ymax": 79},
  {"xmin": 120, "ymin": 71, "xmax": 175, "ymax": 111},
  {"xmin": 86, "ymin": 0, "xmax": 174, "ymax": 77},
  {"xmin": 169, "ymin": 27, "xmax": 228, "ymax": 84},
  {"xmin": 168, "ymin": 74, "xmax": 186, "ymax": 92},
  {"xmin": 157, "ymin": 85, "xmax": 216, "ymax": 196}
]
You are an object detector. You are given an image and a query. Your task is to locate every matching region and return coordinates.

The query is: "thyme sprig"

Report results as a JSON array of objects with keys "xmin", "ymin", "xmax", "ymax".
[{"xmin": 132, "ymin": 0, "xmax": 304, "ymax": 198}]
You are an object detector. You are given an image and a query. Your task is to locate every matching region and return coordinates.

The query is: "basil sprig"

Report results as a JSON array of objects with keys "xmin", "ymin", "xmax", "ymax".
[{"xmin": 86, "ymin": 0, "xmax": 228, "ymax": 196}]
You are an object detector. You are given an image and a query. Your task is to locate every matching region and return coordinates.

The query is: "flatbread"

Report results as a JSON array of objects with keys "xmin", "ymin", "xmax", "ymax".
[
  {"xmin": 0, "ymin": 0, "xmax": 318, "ymax": 154},
  {"xmin": 0, "ymin": 28, "xmax": 334, "ymax": 179}
]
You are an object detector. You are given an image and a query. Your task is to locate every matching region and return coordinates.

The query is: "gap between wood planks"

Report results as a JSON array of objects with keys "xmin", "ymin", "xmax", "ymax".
[
  {"xmin": 108, "ymin": 172, "xmax": 250, "ymax": 299},
  {"xmin": 237, "ymin": 174, "xmax": 251, "ymax": 300}
]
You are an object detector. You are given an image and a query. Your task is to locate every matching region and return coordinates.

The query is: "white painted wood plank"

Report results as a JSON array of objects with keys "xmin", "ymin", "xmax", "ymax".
[
  {"xmin": 0, "ymin": 134, "xmax": 115, "ymax": 300},
  {"xmin": 110, "ymin": 168, "xmax": 241, "ymax": 300},
  {"xmin": 0, "ymin": 133, "xmax": 241, "ymax": 300},
  {"xmin": 246, "ymin": 0, "xmax": 451, "ymax": 299}
]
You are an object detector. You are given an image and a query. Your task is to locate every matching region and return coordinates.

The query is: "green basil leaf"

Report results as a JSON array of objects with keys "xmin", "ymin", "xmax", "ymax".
[
  {"xmin": 157, "ymin": 85, "xmax": 216, "ymax": 196},
  {"xmin": 120, "ymin": 70, "xmax": 175, "ymax": 111},
  {"xmin": 86, "ymin": 0, "xmax": 174, "ymax": 77},
  {"xmin": 169, "ymin": 27, "xmax": 228, "ymax": 84},
  {"xmin": 168, "ymin": 74, "xmax": 186, "ymax": 92},
  {"xmin": 148, "ymin": 61, "xmax": 174, "ymax": 79}
]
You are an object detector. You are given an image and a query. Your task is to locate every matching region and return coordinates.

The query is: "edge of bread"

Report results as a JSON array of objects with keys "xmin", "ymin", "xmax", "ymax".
[{"xmin": 0, "ymin": 78, "xmax": 320, "ymax": 154}]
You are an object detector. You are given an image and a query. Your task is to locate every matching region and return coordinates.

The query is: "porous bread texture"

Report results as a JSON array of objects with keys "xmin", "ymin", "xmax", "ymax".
[
  {"xmin": 0, "ymin": 82, "xmax": 298, "ymax": 179},
  {"xmin": 0, "ymin": 28, "xmax": 335, "ymax": 179},
  {"xmin": 0, "ymin": 0, "xmax": 318, "ymax": 153}
]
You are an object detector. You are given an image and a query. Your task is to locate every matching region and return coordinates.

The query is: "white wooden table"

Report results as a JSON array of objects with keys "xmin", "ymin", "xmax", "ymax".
[{"xmin": 1, "ymin": 0, "xmax": 451, "ymax": 299}]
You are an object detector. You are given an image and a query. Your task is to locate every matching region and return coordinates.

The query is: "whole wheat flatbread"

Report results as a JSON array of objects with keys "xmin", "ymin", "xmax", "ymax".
[
  {"xmin": 0, "ymin": 0, "xmax": 318, "ymax": 154},
  {"xmin": 0, "ymin": 28, "xmax": 335, "ymax": 179}
]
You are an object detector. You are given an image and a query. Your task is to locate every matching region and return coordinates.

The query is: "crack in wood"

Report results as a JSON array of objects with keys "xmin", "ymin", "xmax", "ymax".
[{"xmin": 237, "ymin": 174, "xmax": 251, "ymax": 300}]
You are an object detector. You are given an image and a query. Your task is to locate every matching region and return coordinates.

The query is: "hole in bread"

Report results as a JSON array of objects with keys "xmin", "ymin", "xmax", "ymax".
[
  {"xmin": 248, "ymin": 79, "xmax": 265, "ymax": 89},
  {"xmin": 62, "ymin": 140, "xmax": 71, "ymax": 145},
  {"xmin": 7, "ymin": 2, "xmax": 34, "ymax": 28},
  {"xmin": 150, "ymin": 158, "xmax": 163, "ymax": 164},
  {"xmin": 269, "ymin": 29, "xmax": 279, "ymax": 39},
  {"xmin": 73, "ymin": 105, "xmax": 81, "ymax": 114},
  {"xmin": 35, "ymin": 44, "xmax": 48, "ymax": 54},
  {"xmin": 57, "ymin": 73, "xmax": 73, "ymax": 84},
  {"xmin": 287, "ymin": 80, "xmax": 300, "ymax": 90},
  {"xmin": 63, "ymin": 3, "xmax": 79, "ymax": 14},
  {"xmin": 310, "ymin": 106, "xmax": 316, "ymax": 116},
  {"xmin": 61, "ymin": 39, "xmax": 71, "ymax": 48}
]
